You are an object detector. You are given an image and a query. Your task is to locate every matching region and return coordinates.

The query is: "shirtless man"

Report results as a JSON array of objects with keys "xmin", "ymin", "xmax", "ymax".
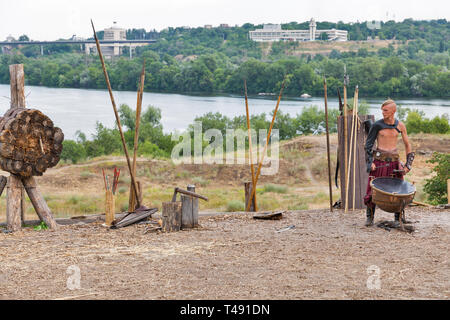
[{"xmin": 363, "ymin": 99, "xmax": 415, "ymax": 226}]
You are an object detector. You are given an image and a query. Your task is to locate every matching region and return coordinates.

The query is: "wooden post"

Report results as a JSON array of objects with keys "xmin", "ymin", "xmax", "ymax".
[
  {"xmin": 22, "ymin": 176, "xmax": 58, "ymax": 229},
  {"xmin": 6, "ymin": 175, "xmax": 22, "ymax": 231},
  {"xmin": 162, "ymin": 201, "xmax": 182, "ymax": 232},
  {"xmin": 447, "ymin": 179, "xmax": 450, "ymax": 204},
  {"xmin": 8, "ymin": 64, "xmax": 26, "ymax": 223},
  {"xmin": 181, "ymin": 184, "xmax": 198, "ymax": 228},
  {"xmin": 105, "ymin": 190, "xmax": 115, "ymax": 226},
  {"xmin": 244, "ymin": 181, "xmax": 256, "ymax": 212},
  {"xmin": 9, "ymin": 64, "xmax": 26, "ymax": 109}
]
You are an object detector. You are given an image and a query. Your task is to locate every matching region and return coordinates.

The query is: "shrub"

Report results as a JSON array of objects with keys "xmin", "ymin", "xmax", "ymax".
[
  {"xmin": 423, "ymin": 152, "xmax": 450, "ymax": 204},
  {"xmin": 226, "ymin": 200, "xmax": 244, "ymax": 212},
  {"xmin": 61, "ymin": 140, "xmax": 86, "ymax": 164},
  {"xmin": 263, "ymin": 184, "xmax": 287, "ymax": 194}
]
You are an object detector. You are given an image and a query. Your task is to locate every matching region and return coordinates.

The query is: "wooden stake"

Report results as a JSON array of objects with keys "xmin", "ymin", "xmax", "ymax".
[
  {"xmin": 345, "ymin": 87, "xmax": 357, "ymax": 212},
  {"xmin": 9, "ymin": 64, "xmax": 26, "ymax": 108},
  {"xmin": 245, "ymin": 80, "xmax": 285, "ymax": 212},
  {"xmin": 244, "ymin": 80, "xmax": 257, "ymax": 212},
  {"xmin": 323, "ymin": 78, "xmax": 333, "ymax": 212},
  {"xmin": 343, "ymin": 84, "xmax": 348, "ymax": 212},
  {"xmin": 6, "ymin": 175, "xmax": 22, "ymax": 231},
  {"xmin": 129, "ymin": 60, "xmax": 146, "ymax": 212},
  {"xmin": 22, "ymin": 176, "xmax": 58, "ymax": 229},
  {"xmin": 105, "ymin": 189, "xmax": 115, "ymax": 226},
  {"xmin": 352, "ymin": 86, "xmax": 359, "ymax": 210},
  {"xmin": 91, "ymin": 20, "xmax": 141, "ymax": 208}
]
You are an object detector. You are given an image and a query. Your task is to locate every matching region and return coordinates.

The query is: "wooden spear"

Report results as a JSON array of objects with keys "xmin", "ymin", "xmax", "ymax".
[
  {"xmin": 245, "ymin": 80, "xmax": 286, "ymax": 212},
  {"xmin": 244, "ymin": 80, "xmax": 258, "ymax": 212},
  {"xmin": 323, "ymin": 78, "xmax": 333, "ymax": 212},
  {"xmin": 91, "ymin": 20, "xmax": 141, "ymax": 208},
  {"xmin": 345, "ymin": 86, "xmax": 358, "ymax": 212},
  {"xmin": 343, "ymin": 68, "xmax": 349, "ymax": 212},
  {"xmin": 352, "ymin": 86, "xmax": 359, "ymax": 210},
  {"xmin": 129, "ymin": 59, "xmax": 146, "ymax": 212}
]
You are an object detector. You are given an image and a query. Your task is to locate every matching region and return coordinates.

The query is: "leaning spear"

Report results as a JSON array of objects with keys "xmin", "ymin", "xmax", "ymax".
[
  {"xmin": 324, "ymin": 78, "xmax": 333, "ymax": 212},
  {"xmin": 91, "ymin": 20, "xmax": 142, "ymax": 209},
  {"xmin": 245, "ymin": 79, "xmax": 286, "ymax": 212},
  {"xmin": 244, "ymin": 80, "xmax": 258, "ymax": 212}
]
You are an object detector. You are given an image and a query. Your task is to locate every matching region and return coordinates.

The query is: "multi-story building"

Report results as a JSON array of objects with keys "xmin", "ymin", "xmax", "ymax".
[{"xmin": 249, "ymin": 18, "xmax": 348, "ymax": 42}]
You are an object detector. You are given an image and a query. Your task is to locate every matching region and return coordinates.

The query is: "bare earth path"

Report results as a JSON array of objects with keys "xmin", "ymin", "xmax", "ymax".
[{"xmin": 1, "ymin": 207, "xmax": 448, "ymax": 300}]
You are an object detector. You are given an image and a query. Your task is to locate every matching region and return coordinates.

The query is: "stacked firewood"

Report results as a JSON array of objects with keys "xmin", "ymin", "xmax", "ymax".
[{"xmin": 0, "ymin": 108, "xmax": 63, "ymax": 177}]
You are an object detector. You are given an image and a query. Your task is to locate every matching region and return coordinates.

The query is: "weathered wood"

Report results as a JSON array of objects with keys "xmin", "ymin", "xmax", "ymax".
[
  {"xmin": 337, "ymin": 114, "xmax": 374, "ymax": 210},
  {"xmin": 244, "ymin": 181, "xmax": 256, "ymax": 212},
  {"xmin": 21, "ymin": 176, "xmax": 58, "ymax": 229},
  {"xmin": 253, "ymin": 210, "xmax": 284, "ymax": 220},
  {"xmin": 105, "ymin": 190, "xmax": 115, "ymax": 226},
  {"xmin": 0, "ymin": 108, "xmax": 63, "ymax": 176},
  {"xmin": 111, "ymin": 208, "xmax": 157, "ymax": 229},
  {"xmin": 9, "ymin": 64, "xmax": 26, "ymax": 109},
  {"xmin": 6, "ymin": 175, "xmax": 22, "ymax": 231},
  {"xmin": 181, "ymin": 184, "xmax": 199, "ymax": 228},
  {"xmin": 0, "ymin": 175, "xmax": 7, "ymax": 196},
  {"xmin": 162, "ymin": 201, "xmax": 182, "ymax": 232}
]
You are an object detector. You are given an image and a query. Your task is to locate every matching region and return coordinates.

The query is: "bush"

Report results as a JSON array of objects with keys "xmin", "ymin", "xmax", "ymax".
[
  {"xmin": 262, "ymin": 184, "xmax": 288, "ymax": 194},
  {"xmin": 226, "ymin": 200, "xmax": 244, "ymax": 212},
  {"xmin": 406, "ymin": 111, "xmax": 450, "ymax": 134},
  {"xmin": 423, "ymin": 152, "xmax": 450, "ymax": 204},
  {"xmin": 61, "ymin": 140, "xmax": 86, "ymax": 164}
]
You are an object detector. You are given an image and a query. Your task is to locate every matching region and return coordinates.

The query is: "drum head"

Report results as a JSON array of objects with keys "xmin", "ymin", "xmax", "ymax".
[{"xmin": 372, "ymin": 177, "xmax": 416, "ymax": 195}]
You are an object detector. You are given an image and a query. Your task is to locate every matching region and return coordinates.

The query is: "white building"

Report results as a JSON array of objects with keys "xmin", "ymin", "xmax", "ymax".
[{"xmin": 249, "ymin": 19, "xmax": 348, "ymax": 42}]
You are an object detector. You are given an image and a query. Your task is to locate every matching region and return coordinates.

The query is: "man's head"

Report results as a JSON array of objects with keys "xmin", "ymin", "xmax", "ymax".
[{"xmin": 381, "ymin": 99, "xmax": 396, "ymax": 121}]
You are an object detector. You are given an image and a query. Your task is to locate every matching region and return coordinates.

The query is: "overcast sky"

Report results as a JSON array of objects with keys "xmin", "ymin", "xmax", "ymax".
[{"xmin": 0, "ymin": 0, "xmax": 448, "ymax": 40}]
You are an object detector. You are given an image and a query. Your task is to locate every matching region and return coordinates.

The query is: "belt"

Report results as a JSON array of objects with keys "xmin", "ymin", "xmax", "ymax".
[{"xmin": 373, "ymin": 150, "xmax": 399, "ymax": 162}]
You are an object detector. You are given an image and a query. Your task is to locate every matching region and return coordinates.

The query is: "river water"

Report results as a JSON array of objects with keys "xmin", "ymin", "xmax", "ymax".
[{"xmin": 0, "ymin": 84, "xmax": 449, "ymax": 140}]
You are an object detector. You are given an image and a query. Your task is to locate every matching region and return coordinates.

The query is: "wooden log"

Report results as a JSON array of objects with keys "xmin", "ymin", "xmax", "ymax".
[
  {"xmin": 21, "ymin": 176, "xmax": 58, "ymax": 229},
  {"xmin": 244, "ymin": 181, "xmax": 256, "ymax": 212},
  {"xmin": 53, "ymin": 127, "xmax": 64, "ymax": 144},
  {"xmin": 0, "ymin": 175, "xmax": 7, "ymax": 196},
  {"xmin": 181, "ymin": 184, "xmax": 198, "ymax": 228},
  {"xmin": 162, "ymin": 201, "xmax": 182, "ymax": 232},
  {"xmin": 448, "ymin": 179, "xmax": 450, "ymax": 205},
  {"xmin": 105, "ymin": 190, "xmax": 115, "ymax": 226},
  {"xmin": 6, "ymin": 174, "xmax": 22, "ymax": 231},
  {"xmin": 9, "ymin": 64, "xmax": 26, "ymax": 109}
]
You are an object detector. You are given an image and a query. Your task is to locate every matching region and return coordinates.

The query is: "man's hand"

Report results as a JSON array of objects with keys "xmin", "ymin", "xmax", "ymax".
[
  {"xmin": 371, "ymin": 163, "xmax": 376, "ymax": 172},
  {"xmin": 400, "ymin": 162, "xmax": 410, "ymax": 174}
]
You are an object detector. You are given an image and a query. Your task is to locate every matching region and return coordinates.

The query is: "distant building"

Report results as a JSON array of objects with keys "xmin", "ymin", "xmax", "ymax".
[
  {"xmin": 219, "ymin": 24, "xmax": 229, "ymax": 28},
  {"xmin": 249, "ymin": 18, "xmax": 348, "ymax": 42},
  {"xmin": 204, "ymin": 24, "xmax": 213, "ymax": 29},
  {"xmin": 85, "ymin": 22, "xmax": 149, "ymax": 58}
]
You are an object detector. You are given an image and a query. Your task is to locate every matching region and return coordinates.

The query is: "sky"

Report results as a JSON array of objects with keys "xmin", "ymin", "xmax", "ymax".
[{"xmin": 0, "ymin": 0, "xmax": 448, "ymax": 41}]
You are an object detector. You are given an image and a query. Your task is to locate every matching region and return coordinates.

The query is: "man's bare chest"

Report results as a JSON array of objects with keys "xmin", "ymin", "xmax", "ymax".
[{"xmin": 378, "ymin": 128, "xmax": 400, "ymax": 140}]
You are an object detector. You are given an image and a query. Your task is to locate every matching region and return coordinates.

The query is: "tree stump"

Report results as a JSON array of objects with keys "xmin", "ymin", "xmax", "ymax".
[
  {"xmin": 162, "ymin": 201, "xmax": 182, "ymax": 232},
  {"xmin": 181, "ymin": 184, "xmax": 198, "ymax": 228},
  {"xmin": 245, "ymin": 181, "xmax": 256, "ymax": 212}
]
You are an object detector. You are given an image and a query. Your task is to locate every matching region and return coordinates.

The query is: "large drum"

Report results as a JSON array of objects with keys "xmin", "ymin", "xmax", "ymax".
[{"xmin": 370, "ymin": 177, "xmax": 416, "ymax": 213}]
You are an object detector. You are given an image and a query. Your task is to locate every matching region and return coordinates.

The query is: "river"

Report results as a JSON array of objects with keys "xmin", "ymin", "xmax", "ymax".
[{"xmin": 0, "ymin": 84, "xmax": 449, "ymax": 140}]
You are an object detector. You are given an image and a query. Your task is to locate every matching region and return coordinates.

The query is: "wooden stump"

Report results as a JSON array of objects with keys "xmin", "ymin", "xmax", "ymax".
[
  {"xmin": 244, "ymin": 181, "xmax": 256, "ymax": 212},
  {"xmin": 181, "ymin": 184, "xmax": 198, "ymax": 228},
  {"xmin": 22, "ymin": 176, "xmax": 58, "ymax": 229},
  {"xmin": 6, "ymin": 174, "xmax": 22, "ymax": 231},
  {"xmin": 105, "ymin": 190, "xmax": 115, "ymax": 226},
  {"xmin": 162, "ymin": 202, "xmax": 182, "ymax": 232}
]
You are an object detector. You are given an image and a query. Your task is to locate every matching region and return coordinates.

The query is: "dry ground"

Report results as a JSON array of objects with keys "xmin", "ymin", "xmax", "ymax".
[
  {"xmin": 0, "ymin": 207, "xmax": 448, "ymax": 300},
  {"xmin": 0, "ymin": 133, "xmax": 448, "ymax": 300}
]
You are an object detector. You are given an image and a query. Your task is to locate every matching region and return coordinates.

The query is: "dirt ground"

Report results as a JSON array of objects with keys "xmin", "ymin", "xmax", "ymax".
[{"xmin": 1, "ymin": 206, "xmax": 448, "ymax": 300}]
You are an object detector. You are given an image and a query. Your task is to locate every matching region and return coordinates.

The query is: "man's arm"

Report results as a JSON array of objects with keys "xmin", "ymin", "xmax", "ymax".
[{"xmin": 399, "ymin": 121, "xmax": 413, "ymax": 173}]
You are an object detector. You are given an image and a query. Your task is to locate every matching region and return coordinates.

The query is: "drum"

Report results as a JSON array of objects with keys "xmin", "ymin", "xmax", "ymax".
[{"xmin": 370, "ymin": 177, "xmax": 416, "ymax": 213}]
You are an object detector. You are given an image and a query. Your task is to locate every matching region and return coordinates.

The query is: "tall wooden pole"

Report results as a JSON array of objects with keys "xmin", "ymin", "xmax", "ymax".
[
  {"xmin": 7, "ymin": 64, "xmax": 26, "ymax": 230},
  {"xmin": 323, "ymin": 78, "xmax": 333, "ymax": 212},
  {"xmin": 352, "ymin": 86, "xmax": 359, "ymax": 210},
  {"xmin": 129, "ymin": 60, "xmax": 146, "ymax": 212},
  {"xmin": 343, "ymin": 68, "xmax": 349, "ymax": 212},
  {"xmin": 245, "ymin": 80, "xmax": 285, "ymax": 212},
  {"xmin": 244, "ymin": 80, "xmax": 258, "ymax": 212},
  {"xmin": 91, "ymin": 20, "xmax": 141, "ymax": 208}
]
